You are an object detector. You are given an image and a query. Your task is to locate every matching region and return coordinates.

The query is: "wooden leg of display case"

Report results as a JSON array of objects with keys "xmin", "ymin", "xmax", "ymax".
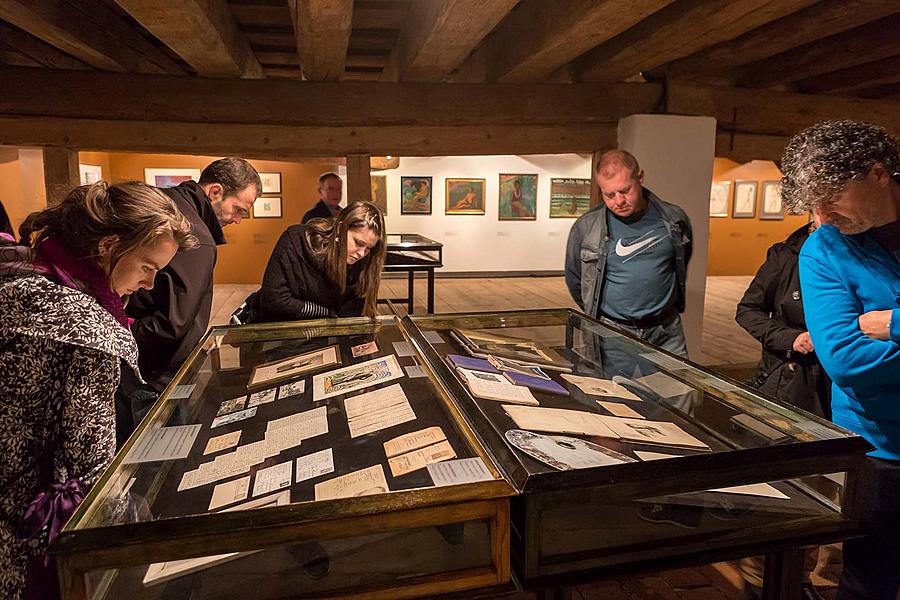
[
  {"xmin": 761, "ymin": 547, "xmax": 804, "ymax": 600},
  {"xmin": 407, "ymin": 270, "xmax": 415, "ymax": 314},
  {"xmin": 426, "ymin": 269, "xmax": 435, "ymax": 313},
  {"xmin": 56, "ymin": 556, "xmax": 88, "ymax": 600}
]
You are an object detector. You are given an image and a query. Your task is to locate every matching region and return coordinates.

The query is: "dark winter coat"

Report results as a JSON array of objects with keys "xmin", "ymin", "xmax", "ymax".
[{"xmin": 301, "ymin": 200, "xmax": 337, "ymax": 224}]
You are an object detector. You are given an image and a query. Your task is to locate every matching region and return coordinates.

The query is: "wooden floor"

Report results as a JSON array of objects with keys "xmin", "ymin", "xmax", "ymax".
[{"xmin": 211, "ymin": 275, "xmax": 760, "ymax": 368}]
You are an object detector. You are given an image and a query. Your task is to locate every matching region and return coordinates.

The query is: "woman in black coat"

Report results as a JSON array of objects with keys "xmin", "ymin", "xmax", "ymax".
[{"xmin": 735, "ymin": 220, "xmax": 831, "ymax": 418}]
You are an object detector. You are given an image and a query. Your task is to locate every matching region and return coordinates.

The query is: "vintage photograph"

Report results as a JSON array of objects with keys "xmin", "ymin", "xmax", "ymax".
[
  {"xmin": 760, "ymin": 180, "xmax": 784, "ymax": 220},
  {"xmin": 313, "ymin": 354, "xmax": 404, "ymax": 401},
  {"xmin": 498, "ymin": 173, "xmax": 537, "ymax": 220},
  {"xmin": 249, "ymin": 345, "xmax": 340, "ymax": 389},
  {"xmin": 445, "ymin": 178, "xmax": 486, "ymax": 215},
  {"xmin": 733, "ymin": 180, "xmax": 758, "ymax": 218},
  {"xmin": 549, "ymin": 178, "xmax": 591, "ymax": 218},
  {"xmin": 400, "ymin": 176, "xmax": 432, "ymax": 214},
  {"xmin": 709, "ymin": 181, "xmax": 731, "ymax": 217},
  {"xmin": 370, "ymin": 174, "xmax": 388, "ymax": 215}
]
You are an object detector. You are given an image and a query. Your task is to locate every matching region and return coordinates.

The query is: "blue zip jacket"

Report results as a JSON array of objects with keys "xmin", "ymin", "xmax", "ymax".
[{"xmin": 799, "ymin": 224, "xmax": 900, "ymax": 459}]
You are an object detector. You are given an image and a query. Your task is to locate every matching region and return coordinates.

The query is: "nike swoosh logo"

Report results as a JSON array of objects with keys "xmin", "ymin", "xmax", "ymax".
[{"xmin": 615, "ymin": 233, "xmax": 663, "ymax": 257}]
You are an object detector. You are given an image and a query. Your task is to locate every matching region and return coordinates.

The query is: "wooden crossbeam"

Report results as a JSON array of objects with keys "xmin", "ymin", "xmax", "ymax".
[
  {"xmin": 382, "ymin": 0, "xmax": 517, "ymax": 82},
  {"xmin": 289, "ymin": 0, "xmax": 353, "ymax": 81},
  {"xmin": 737, "ymin": 13, "xmax": 900, "ymax": 88},
  {"xmin": 577, "ymin": 0, "xmax": 818, "ymax": 83},
  {"xmin": 476, "ymin": 0, "xmax": 671, "ymax": 83},
  {"xmin": 0, "ymin": 0, "xmax": 173, "ymax": 73},
  {"xmin": 0, "ymin": 21, "xmax": 90, "ymax": 70},
  {"xmin": 353, "ymin": 1, "xmax": 409, "ymax": 30},
  {"xmin": 113, "ymin": 0, "xmax": 263, "ymax": 78},
  {"xmin": 797, "ymin": 56, "xmax": 900, "ymax": 96}
]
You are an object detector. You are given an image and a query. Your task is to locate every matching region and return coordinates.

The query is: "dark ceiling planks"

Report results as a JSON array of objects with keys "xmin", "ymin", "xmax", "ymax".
[
  {"xmin": 0, "ymin": 20, "xmax": 90, "ymax": 70},
  {"xmin": 796, "ymin": 55, "xmax": 900, "ymax": 96},
  {"xmin": 289, "ymin": 0, "xmax": 353, "ymax": 81}
]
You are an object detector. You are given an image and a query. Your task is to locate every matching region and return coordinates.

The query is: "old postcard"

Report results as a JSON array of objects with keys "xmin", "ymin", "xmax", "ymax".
[
  {"xmin": 203, "ymin": 431, "xmax": 242, "ymax": 455},
  {"xmin": 296, "ymin": 448, "xmax": 335, "ymax": 483},
  {"xmin": 384, "ymin": 426, "xmax": 446, "ymax": 458},
  {"xmin": 211, "ymin": 407, "xmax": 257, "ymax": 429},
  {"xmin": 351, "ymin": 340, "xmax": 378, "ymax": 357},
  {"xmin": 344, "ymin": 383, "xmax": 416, "ymax": 438},
  {"xmin": 314, "ymin": 464, "xmax": 390, "ymax": 501},
  {"xmin": 216, "ymin": 396, "xmax": 247, "ymax": 416},
  {"xmin": 561, "ymin": 373, "xmax": 642, "ymax": 401},
  {"xmin": 248, "ymin": 388, "xmax": 277, "ymax": 407},
  {"xmin": 313, "ymin": 354, "xmax": 404, "ymax": 401},
  {"xmin": 503, "ymin": 405, "xmax": 616, "ymax": 437},
  {"xmin": 598, "ymin": 416, "xmax": 709, "ymax": 450},
  {"xmin": 208, "ymin": 476, "xmax": 250, "ymax": 511},
  {"xmin": 276, "ymin": 379, "xmax": 306, "ymax": 400},
  {"xmin": 388, "ymin": 440, "xmax": 456, "ymax": 477},
  {"xmin": 249, "ymin": 345, "xmax": 340, "ymax": 389}
]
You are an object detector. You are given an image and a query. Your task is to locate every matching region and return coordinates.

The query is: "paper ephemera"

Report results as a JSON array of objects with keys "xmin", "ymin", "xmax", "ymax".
[
  {"xmin": 168, "ymin": 384, "xmax": 195, "ymax": 400},
  {"xmin": 203, "ymin": 431, "xmax": 242, "ymax": 455},
  {"xmin": 314, "ymin": 464, "xmax": 389, "ymax": 501},
  {"xmin": 404, "ymin": 364, "xmax": 428, "ymax": 378},
  {"xmin": 124, "ymin": 425, "xmax": 201, "ymax": 464},
  {"xmin": 422, "ymin": 330, "xmax": 445, "ymax": 345},
  {"xmin": 561, "ymin": 373, "xmax": 642, "ymax": 401},
  {"xmin": 351, "ymin": 341, "xmax": 378, "ymax": 357},
  {"xmin": 503, "ymin": 405, "xmax": 616, "ymax": 438},
  {"xmin": 392, "ymin": 341, "xmax": 415, "ymax": 357},
  {"xmin": 384, "ymin": 426, "xmax": 446, "ymax": 458},
  {"xmin": 295, "ymin": 448, "xmax": 335, "ymax": 483},
  {"xmin": 427, "ymin": 457, "xmax": 493, "ymax": 487},
  {"xmin": 248, "ymin": 388, "xmax": 277, "ymax": 407},
  {"xmin": 249, "ymin": 345, "xmax": 340, "ymax": 388},
  {"xmin": 217, "ymin": 396, "xmax": 247, "ymax": 416},
  {"xmin": 277, "ymin": 379, "xmax": 306, "ymax": 400},
  {"xmin": 597, "ymin": 401, "xmax": 645, "ymax": 419},
  {"xmin": 344, "ymin": 383, "xmax": 416, "ymax": 438},
  {"xmin": 211, "ymin": 407, "xmax": 257, "ymax": 429},
  {"xmin": 388, "ymin": 440, "xmax": 456, "ymax": 477},
  {"xmin": 252, "ymin": 460, "xmax": 293, "ymax": 497},
  {"xmin": 597, "ymin": 416, "xmax": 709, "ymax": 450},
  {"xmin": 313, "ymin": 354, "xmax": 404, "ymax": 401},
  {"xmin": 460, "ymin": 369, "xmax": 539, "ymax": 405},
  {"xmin": 266, "ymin": 406, "xmax": 328, "ymax": 441},
  {"xmin": 208, "ymin": 476, "xmax": 250, "ymax": 510}
]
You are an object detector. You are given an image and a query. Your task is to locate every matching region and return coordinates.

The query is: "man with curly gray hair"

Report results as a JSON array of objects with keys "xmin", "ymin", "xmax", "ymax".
[{"xmin": 784, "ymin": 120, "xmax": 900, "ymax": 600}]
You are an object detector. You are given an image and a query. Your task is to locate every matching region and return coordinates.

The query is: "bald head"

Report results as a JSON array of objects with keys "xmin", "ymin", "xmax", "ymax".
[
  {"xmin": 596, "ymin": 150, "xmax": 641, "ymax": 179},
  {"xmin": 595, "ymin": 150, "xmax": 647, "ymax": 218}
]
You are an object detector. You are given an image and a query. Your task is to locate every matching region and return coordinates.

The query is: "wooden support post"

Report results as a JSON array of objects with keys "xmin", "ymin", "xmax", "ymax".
[
  {"xmin": 590, "ymin": 150, "xmax": 602, "ymax": 208},
  {"xmin": 346, "ymin": 153, "xmax": 371, "ymax": 205},
  {"xmin": 42, "ymin": 147, "xmax": 79, "ymax": 207}
]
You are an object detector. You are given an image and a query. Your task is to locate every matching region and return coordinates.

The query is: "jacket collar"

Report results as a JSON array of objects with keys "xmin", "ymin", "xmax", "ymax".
[{"xmin": 175, "ymin": 181, "xmax": 226, "ymax": 245}]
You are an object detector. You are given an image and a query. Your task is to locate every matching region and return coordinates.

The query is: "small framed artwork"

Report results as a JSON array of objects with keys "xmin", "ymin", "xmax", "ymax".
[
  {"xmin": 370, "ymin": 175, "xmax": 387, "ymax": 216},
  {"xmin": 144, "ymin": 168, "xmax": 201, "ymax": 188},
  {"xmin": 253, "ymin": 196, "xmax": 282, "ymax": 218},
  {"xmin": 445, "ymin": 178, "xmax": 486, "ymax": 215},
  {"xmin": 499, "ymin": 173, "xmax": 537, "ymax": 220},
  {"xmin": 760, "ymin": 180, "xmax": 784, "ymax": 220},
  {"xmin": 259, "ymin": 172, "xmax": 282, "ymax": 194},
  {"xmin": 709, "ymin": 181, "xmax": 731, "ymax": 217},
  {"xmin": 79, "ymin": 164, "xmax": 102, "ymax": 185},
  {"xmin": 549, "ymin": 178, "xmax": 591, "ymax": 218},
  {"xmin": 401, "ymin": 176, "xmax": 432, "ymax": 214},
  {"xmin": 733, "ymin": 180, "xmax": 758, "ymax": 218}
]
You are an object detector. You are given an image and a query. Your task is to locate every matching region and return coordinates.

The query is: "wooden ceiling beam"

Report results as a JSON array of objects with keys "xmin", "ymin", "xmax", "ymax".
[
  {"xmin": 736, "ymin": 13, "xmax": 900, "ymax": 88},
  {"xmin": 113, "ymin": 0, "xmax": 263, "ymax": 78},
  {"xmin": 0, "ymin": 21, "xmax": 90, "ymax": 70},
  {"xmin": 856, "ymin": 82, "xmax": 900, "ymax": 100},
  {"xmin": 0, "ymin": 0, "xmax": 171, "ymax": 73},
  {"xmin": 665, "ymin": 0, "xmax": 895, "ymax": 80},
  {"xmin": 289, "ymin": 0, "xmax": 353, "ymax": 81},
  {"xmin": 667, "ymin": 81, "xmax": 900, "ymax": 138},
  {"xmin": 577, "ymin": 0, "xmax": 818, "ymax": 83},
  {"xmin": 0, "ymin": 66, "xmax": 662, "ymax": 126},
  {"xmin": 796, "ymin": 55, "xmax": 900, "ymax": 96},
  {"xmin": 382, "ymin": 0, "xmax": 517, "ymax": 82},
  {"xmin": 353, "ymin": 1, "xmax": 409, "ymax": 30},
  {"xmin": 478, "ymin": 0, "xmax": 673, "ymax": 83}
]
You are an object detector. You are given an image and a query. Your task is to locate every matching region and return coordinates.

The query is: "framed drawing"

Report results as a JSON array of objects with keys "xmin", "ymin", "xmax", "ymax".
[
  {"xmin": 259, "ymin": 172, "xmax": 281, "ymax": 194},
  {"xmin": 79, "ymin": 164, "xmax": 102, "ymax": 185},
  {"xmin": 445, "ymin": 178, "xmax": 485, "ymax": 215},
  {"xmin": 499, "ymin": 173, "xmax": 537, "ymax": 220},
  {"xmin": 760, "ymin": 180, "xmax": 784, "ymax": 220},
  {"xmin": 144, "ymin": 168, "xmax": 201, "ymax": 188},
  {"xmin": 709, "ymin": 181, "xmax": 731, "ymax": 217},
  {"xmin": 401, "ymin": 176, "xmax": 432, "ymax": 214},
  {"xmin": 252, "ymin": 196, "xmax": 282, "ymax": 219},
  {"xmin": 370, "ymin": 175, "xmax": 387, "ymax": 216},
  {"xmin": 733, "ymin": 180, "xmax": 758, "ymax": 218},
  {"xmin": 549, "ymin": 178, "xmax": 590, "ymax": 218}
]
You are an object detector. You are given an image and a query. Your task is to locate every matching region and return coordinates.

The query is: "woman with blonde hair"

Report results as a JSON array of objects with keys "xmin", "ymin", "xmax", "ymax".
[
  {"xmin": 248, "ymin": 201, "xmax": 386, "ymax": 322},
  {"xmin": 0, "ymin": 181, "xmax": 197, "ymax": 600}
]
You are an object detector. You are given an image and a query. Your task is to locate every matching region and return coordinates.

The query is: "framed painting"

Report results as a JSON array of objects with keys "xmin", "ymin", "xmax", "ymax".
[
  {"xmin": 370, "ymin": 175, "xmax": 387, "ymax": 216},
  {"xmin": 253, "ymin": 196, "xmax": 282, "ymax": 218},
  {"xmin": 733, "ymin": 180, "xmax": 758, "ymax": 218},
  {"xmin": 499, "ymin": 173, "xmax": 537, "ymax": 221},
  {"xmin": 445, "ymin": 178, "xmax": 485, "ymax": 215},
  {"xmin": 400, "ymin": 176, "xmax": 432, "ymax": 214},
  {"xmin": 709, "ymin": 181, "xmax": 731, "ymax": 217},
  {"xmin": 79, "ymin": 164, "xmax": 102, "ymax": 185},
  {"xmin": 259, "ymin": 172, "xmax": 282, "ymax": 194},
  {"xmin": 549, "ymin": 178, "xmax": 590, "ymax": 218},
  {"xmin": 144, "ymin": 168, "xmax": 201, "ymax": 188},
  {"xmin": 760, "ymin": 180, "xmax": 784, "ymax": 220}
]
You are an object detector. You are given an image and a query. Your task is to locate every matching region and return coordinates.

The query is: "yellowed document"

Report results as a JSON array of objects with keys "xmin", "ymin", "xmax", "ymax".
[
  {"xmin": 597, "ymin": 401, "xmax": 645, "ymax": 419},
  {"xmin": 383, "ymin": 426, "xmax": 446, "ymax": 458},
  {"xmin": 314, "ymin": 464, "xmax": 390, "ymax": 501},
  {"xmin": 203, "ymin": 431, "xmax": 242, "ymax": 455},
  {"xmin": 502, "ymin": 405, "xmax": 616, "ymax": 437},
  {"xmin": 561, "ymin": 373, "xmax": 642, "ymax": 401},
  {"xmin": 388, "ymin": 440, "xmax": 457, "ymax": 477}
]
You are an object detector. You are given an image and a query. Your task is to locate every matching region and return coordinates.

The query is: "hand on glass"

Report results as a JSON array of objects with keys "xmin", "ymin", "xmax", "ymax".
[
  {"xmin": 792, "ymin": 332, "xmax": 815, "ymax": 354},
  {"xmin": 858, "ymin": 310, "xmax": 892, "ymax": 340}
]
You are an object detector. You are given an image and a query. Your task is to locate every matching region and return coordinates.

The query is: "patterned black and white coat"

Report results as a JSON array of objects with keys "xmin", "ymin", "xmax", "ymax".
[{"xmin": 0, "ymin": 274, "xmax": 138, "ymax": 600}]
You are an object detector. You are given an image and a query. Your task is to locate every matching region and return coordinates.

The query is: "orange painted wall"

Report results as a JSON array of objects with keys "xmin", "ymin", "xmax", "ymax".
[
  {"xmin": 707, "ymin": 158, "xmax": 809, "ymax": 276},
  {"xmin": 0, "ymin": 148, "xmax": 46, "ymax": 235}
]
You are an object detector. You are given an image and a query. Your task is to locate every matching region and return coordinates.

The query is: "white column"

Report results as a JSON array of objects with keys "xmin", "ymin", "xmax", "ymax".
[{"xmin": 617, "ymin": 114, "xmax": 716, "ymax": 360}]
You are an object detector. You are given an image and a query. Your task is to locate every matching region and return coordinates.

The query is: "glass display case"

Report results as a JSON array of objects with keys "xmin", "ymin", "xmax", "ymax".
[
  {"xmin": 382, "ymin": 233, "xmax": 443, "ymax": 313},
  {"xmin": 406, "ymin": 309, "xmax": 869, "ymax": 593},
  {"xmin": 52, "ymin": 316, "xmax": 514, "ymax": 600},
  {"xmin": 53, "ymin": 309, "xmax": 869, "ymax": 600}
]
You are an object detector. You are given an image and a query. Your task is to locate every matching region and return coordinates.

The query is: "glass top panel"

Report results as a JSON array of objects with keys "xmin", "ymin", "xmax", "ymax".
[
  {"xmin": 385, "ymin": 233, "xmax": 441, "ymax": 247},
  {"xmin": 70, "ymin": 317, "xmax": 500, "ymax": 531}
]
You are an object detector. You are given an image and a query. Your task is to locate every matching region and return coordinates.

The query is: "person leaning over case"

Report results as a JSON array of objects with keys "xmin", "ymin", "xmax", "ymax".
[
  {"xmin": 241, "ymin": 201, "xmax": 386, "ymax": 324},
  {"xmin": 0, "ymin": 182, "xmax": 196, "ymax": 600},
  {"xmin": 781, "ymin": 119, "xmax": 900, "ymax": 600},
  {"xmin": 565, "ymin": 149, "xmax": 693, "ymax": 356}
]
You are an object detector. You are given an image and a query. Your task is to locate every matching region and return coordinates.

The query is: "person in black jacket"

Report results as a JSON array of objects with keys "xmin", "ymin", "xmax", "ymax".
[
  {"xmin": 116, "ymin": 158, "xmax": 261, "ymax": 444},
  {"xmin": 735, "ymin": 219, "xmax": 831, "ymax": 419},
  {"xmin": 249, "ymin": 201, "xmax": 386, "ymax": 322},
  {"xmin": 301, "ymin": 171, "xmax": 343, "ymax": 223}
]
